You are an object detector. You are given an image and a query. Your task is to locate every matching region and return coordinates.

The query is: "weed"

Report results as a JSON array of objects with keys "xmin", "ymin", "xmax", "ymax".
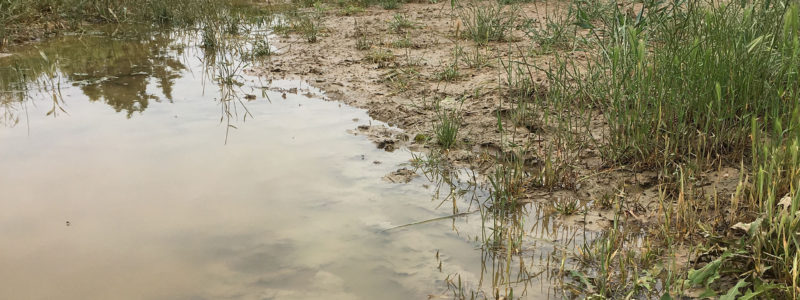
[
  {"xmin": 458, "ymin": 4, "xmax": 517, "ymax": 45},
  {"xmin": 595, "ymin": 193, "xmax": 614, "ymax": 210},
  {"xmin": 482, "ymin": 153, "xmax": 528, "ymax": 259},
  {"xmin": 389, "ymin": 14, "xmax": 415, "ymax": 33},
  {"xmin": 251, "ymin": 39, "xmax": 272, "ymax": 57},
  {"xmin": 413, "ymin": 133, "xmax": 429, "ymax": 143},
  {"xmin": 201, "ymin": 25, "xmax": 218, "ymax": 50},
  {"xmin": 366, "ymin": 49, "xmax": 395, "ymax": 67},
  {"xmin": 381, "ymin": 66, "xmax": 419, "ymax": 91},
  {"xmin": 391, "ymin": 36, "xmax": 413, "ymax": 48},
  {"xmin": 433, "ymin": 103, "xmax": 461, "ymax": 149},
  {"xmin": 0, "ymin": 0, "xmax": 228, "ymax": 48},
  {"xmin": 356, "ymin": 36, "xmax": 373, "ymax": 50},
  {"xmin": 497, "ymin": 0, "xmax": 533, "ymax": 5},
  {"xmin": 572, "ymin": 0, "xmax": 800, "ymax": 297},
  {"xmin": 295, "ymin": 14, "xmax": 321, "ymax": 42},
  {"xmin": 338, "ymin": 5, "xmax": 365, "ymax": 16},
  {"xmin": 354, "ymin": 20, "xmax": 373, "ymax": 50},
  {"xmin": 521, "ymin": 12, "xmax": 575, "ymax": 53},
  {"xmin": 598, "ymin": 0, "xmax": 795, "ymax": 171},
  {"xmin": 455, "ymin": 45, "xmax": 490, "ymax": 69},
  {"xmin": 292, "ymin": 0, "xmax": 318, "ymax": 7},
  {"xmin": 437, "ymin": 47, "xmax": 463, "ymax": 81},
  {"xmin": 272, "ymin": 22, "xmax": 292, "ymax": 36},
  {"xmin": 223, "ymin": 14, "xmax": 242, "ymax": 35},
  {"xmin": 436, "ymin": 63, "xmax": 460, "ymax": 81},
  {"xmin": 553, "ymin": 197, "xmax": 580, "ymax": 215},
  {"xmin": 714, "ymin": 108, "xmax": 800, "ymax": 298},
  {"xmin": 501, "ymin": 55, "xmax": 536, "ymax": 100},
  {"xmin": 380, "ymin": 0, "xmax": 401, "ymax": 10}
]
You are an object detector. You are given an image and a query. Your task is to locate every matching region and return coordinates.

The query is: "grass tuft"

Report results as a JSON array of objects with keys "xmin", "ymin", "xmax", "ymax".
[
  {"xmin": 389, "ymin": 14, "xmax": 415, "ymax": 33},
  {"xmin": 433, "ymin": 104, "xmax": 461, "ymax": 149},
  {"xmin": 458, "ymin": 4, "xmax": 517, "ymax": 46},
  {"xmin": 366, "ymin": 48, "xmax": 395, "ymax": 67}
]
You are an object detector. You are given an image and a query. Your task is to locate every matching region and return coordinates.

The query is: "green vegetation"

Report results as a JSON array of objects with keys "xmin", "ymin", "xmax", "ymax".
[
  {"xmin": 201, "ymin": 25, "xmax": 219, "ymax": 50},
  {"xmin": 365, "ymin": 48, "xmax": 394, "ymax": 67},
  {"xmin": 379, "ymin": 0, "xmax": 401, "ymax": 10},
  {"xmin": 251, "ymin": 39, "xmax": 272, "ymax": 57},
  {"xmin": 436, "ymin": 62, "xmax": 460, "ymax": 81},
  {"xmin": 566, "ymin": 0, "xmax": 800, "ymax": 298},
  {"xmin": 295, "ymin": 13, "xmax": 321, "ymax": 42},
  {"xmin": 455, "ymin": 45, "xmax": 490, "ymax": 69},
  {"xmin": 389, "ymin": 13, "xmax": 415, "ymax": 33},
  {"xmin": 390, "ymin": 36, "xmax": 413, "ymax": 48},
  {"xmin": 598, "ymin": 1, "xmax": 795, "ymax": 172},
  {"xmin": 433, "ymin": 103, "xmax": 461, "ymax": 149},
  {"xmin": 442, "ymin": 0, "xmax": 800, "ymax": 297},
  {"xmin": 520, "ymin": 8, "xmax": 575, "ymax": 53},
  {"xmin": 354, "ymin": 21, "xmax": 373, "ymax": 50},
  {"xmin": 458, "ymin": 3, "xmax": 517, "ymax": 45}
]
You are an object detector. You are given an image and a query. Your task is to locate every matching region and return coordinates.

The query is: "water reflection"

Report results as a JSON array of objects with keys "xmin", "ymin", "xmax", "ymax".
[
  {"xmin": 0, "ymin": 29, "xmax": 188, "ymax": 119},
  {"xmin": 0, "ymin": 21, "xmax": 271, "ymax": 138}
]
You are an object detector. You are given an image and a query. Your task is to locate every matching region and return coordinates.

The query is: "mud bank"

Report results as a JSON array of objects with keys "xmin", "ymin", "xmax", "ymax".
[{"xmin": 249, "ymin": 1, "xmax": 741, "ymax": 234}]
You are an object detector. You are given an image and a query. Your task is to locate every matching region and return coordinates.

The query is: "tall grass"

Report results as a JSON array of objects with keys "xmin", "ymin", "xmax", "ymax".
[
  {"xmin": 598, "ymin": 0, "xmax": 796, "ymax": 172},
  {"xmin": 586, "ymin": 0, "xmax": 800, "ymax": 297},
  {"xmin": 744, "ymin": 107, "xmax": 800, "ymax": 298}
]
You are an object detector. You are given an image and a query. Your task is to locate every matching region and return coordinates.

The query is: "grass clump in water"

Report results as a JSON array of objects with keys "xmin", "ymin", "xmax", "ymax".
[
  {"xmin": 251, "ymin": 39, "xmax": 272, "ymax": 57},
  {"xmin": 201, "ymin": 25, "xmax": 219, "ymax": 50}
]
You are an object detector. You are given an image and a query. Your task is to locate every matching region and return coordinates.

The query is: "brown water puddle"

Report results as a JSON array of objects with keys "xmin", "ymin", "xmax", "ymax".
[{"xmin": 0, "ymin": 26, "xmax": 588, "ymax": 299}]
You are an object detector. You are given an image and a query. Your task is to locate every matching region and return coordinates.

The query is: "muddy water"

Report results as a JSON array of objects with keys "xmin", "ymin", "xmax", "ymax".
[{"xmin": 0, "ymin": 28, "xmax": 582, "ymax": 299}]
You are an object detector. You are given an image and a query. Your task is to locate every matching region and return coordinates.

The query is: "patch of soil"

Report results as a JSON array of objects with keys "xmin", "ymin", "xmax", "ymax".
[
  {"xmin": 346, "ymin": 124, "xmax": 412, "ymax": 152},
  {"xmin": 248, "ymin": 2, "xmax": 574, "ymax": 160},
  {"xmin": 383, "ymin": 167, "xmax": 419, "ymax": 183}
]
